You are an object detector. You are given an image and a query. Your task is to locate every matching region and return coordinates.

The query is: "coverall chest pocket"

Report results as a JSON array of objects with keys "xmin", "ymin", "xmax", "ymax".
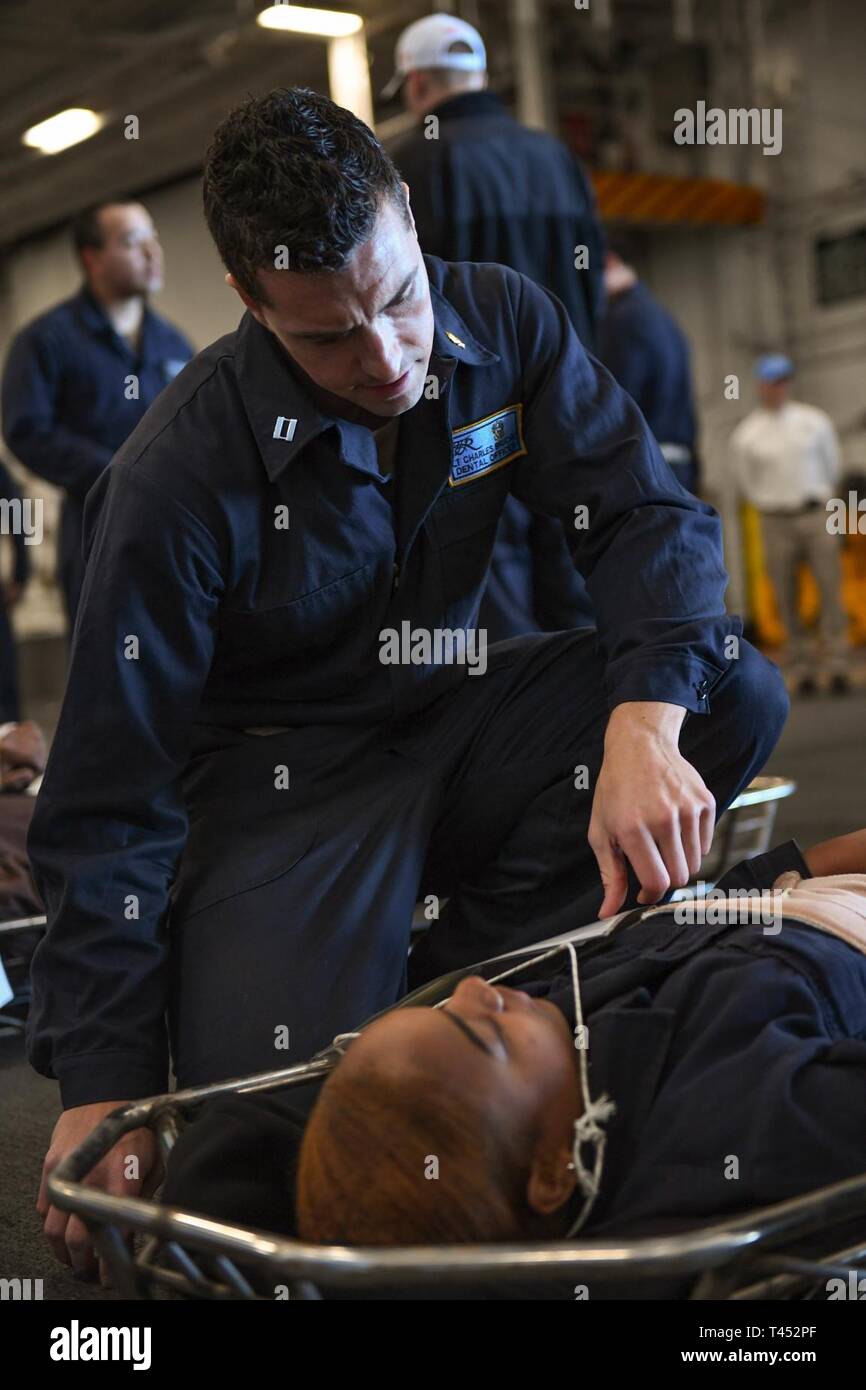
[
  {"xmin": 426, "ymin": 478, "xmax": 508, "ymax": 549},
  {"xmin": 219, "ymin": 562, "xmax": 377, "ymax": 658}
]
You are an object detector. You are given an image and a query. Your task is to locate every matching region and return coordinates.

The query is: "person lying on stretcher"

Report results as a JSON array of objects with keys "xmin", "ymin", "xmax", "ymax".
[{"xmin": 164, "ymin": 828, "xmax": 866, "ymax": 1298}]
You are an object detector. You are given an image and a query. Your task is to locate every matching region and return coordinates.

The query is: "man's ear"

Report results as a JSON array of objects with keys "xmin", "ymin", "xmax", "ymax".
[
  {"xmin": 400, "ymin": 182, "xmax": 418, "ymax": 237},
  {"xmin": 225, "ymin": 272, "xmax": 268, "ymax": 327},
  {"xmin": 80, "ymin": 247, "xmax": 99, "ymax": 283}
]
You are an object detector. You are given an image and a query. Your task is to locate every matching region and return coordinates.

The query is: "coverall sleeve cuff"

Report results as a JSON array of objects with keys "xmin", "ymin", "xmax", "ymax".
[
  {"xmin": 714, "ymin": 840, "xmax": 812, "ymax": 895},
  {"xmin": 52, "ymin": 1053, "xmax": 168, "ymax": 1109},
  {"xmin": 606, "ymin": 659, "xmax": 727, "ymax": 717}
]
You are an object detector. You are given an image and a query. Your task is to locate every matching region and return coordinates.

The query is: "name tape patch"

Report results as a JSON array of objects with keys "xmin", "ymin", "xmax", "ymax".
[{"xmin": 449, "ymin": 404, "xmax": 526, "ymax": 486}]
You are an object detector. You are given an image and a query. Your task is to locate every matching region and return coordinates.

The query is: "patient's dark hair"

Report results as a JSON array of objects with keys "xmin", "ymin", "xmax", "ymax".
[
  {"xmin": 296, "ymin": 1058, "xmax": 540, "ymax": 1246},
  {"xmin": 202, "ymin": 87, "xmax": 409, "ymax": 304}
]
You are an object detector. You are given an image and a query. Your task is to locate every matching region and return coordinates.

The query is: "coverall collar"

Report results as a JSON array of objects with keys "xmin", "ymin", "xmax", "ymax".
[
  {"xmin": 428, "ymin": 90, "xmax": 508, "ymax": 123},
  {"xmin": 73, "ymin": 283, "xmax": 158, "ymax": 363},
  {"xmin": 235, "ymin": 274, "xmax": 500, "ymax": 484},
  {"xmin": 428, "ymin": 279, "xmax": 500, "ymax": 368}
]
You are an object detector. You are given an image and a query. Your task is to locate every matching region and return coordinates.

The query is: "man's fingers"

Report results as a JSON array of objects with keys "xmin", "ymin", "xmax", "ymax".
[
  {"xmin": 64, "ymin": 1213, "xmax": 99, "ymax": 1274},
  {"xmin": 679, "ymin": 810, "xmax": 704, "ymax": 881},
  {"xmin": 36, "ymin": 1165, "xmax": 51, "ymax": 1218},
  {"xmin": 699, "ymin": 796, "xmax": 716, "ymax": 857},
  {"xmin": 590, "ymin": 830, "xmax": 629, "ymax": 917},
  {"xmin": 43, "ymin": 1202, "xmax": 73, "ymax": 1266},
  {"xmin": 618, "ymin": 824, "xmax": 671, "ymax": 904},
  {"xmin": 655, "ymin": 811, "xmax": 691, "ymax": 892}
]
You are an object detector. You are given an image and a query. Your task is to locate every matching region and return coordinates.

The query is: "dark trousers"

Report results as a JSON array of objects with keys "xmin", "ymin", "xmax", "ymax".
[{"xmin": 167, "ymin": 630, "xmax": 788, "ymax": 1089}]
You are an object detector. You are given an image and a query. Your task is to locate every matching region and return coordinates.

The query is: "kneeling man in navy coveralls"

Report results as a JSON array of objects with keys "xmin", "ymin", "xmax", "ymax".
[{"xmin": 29, "ymin": 89, "xmax": 788, "ymax": 1277}]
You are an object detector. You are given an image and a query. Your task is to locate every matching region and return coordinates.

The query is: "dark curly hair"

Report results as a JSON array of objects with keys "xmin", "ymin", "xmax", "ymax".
[{"xmin": 202, "ymin": 88, "xmax": 408, "ymax": 304}]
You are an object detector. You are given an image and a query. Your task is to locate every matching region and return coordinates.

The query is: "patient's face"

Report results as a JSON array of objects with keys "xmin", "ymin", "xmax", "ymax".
[
  {"xmin": 347, "ymin": 977, "xmax": 583, "ymax": 1165},
  {"xmin": 440, "ymin": 976, "xmax": 580, "ymax": 1097}
]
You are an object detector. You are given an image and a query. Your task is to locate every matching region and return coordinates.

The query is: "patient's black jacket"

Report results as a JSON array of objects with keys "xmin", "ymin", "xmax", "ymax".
[{"xmin": 162, "ymin": 840, "xmax": 866, "ymax": 1299}]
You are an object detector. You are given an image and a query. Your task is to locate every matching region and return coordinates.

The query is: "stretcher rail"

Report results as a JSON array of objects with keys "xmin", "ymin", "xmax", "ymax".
[{"xmin": 49, "ymin": 912, "xmax": 864, "ymax": 1302}]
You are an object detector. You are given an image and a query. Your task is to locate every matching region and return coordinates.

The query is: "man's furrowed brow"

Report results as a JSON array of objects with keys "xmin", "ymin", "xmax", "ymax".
[
  {"xmin": 290, "ymin": 270, "xmax": 416, "ymax": 341},
  {"xmin": 383, "ymin": 269, "xmax": 416, "ymax": 308}
]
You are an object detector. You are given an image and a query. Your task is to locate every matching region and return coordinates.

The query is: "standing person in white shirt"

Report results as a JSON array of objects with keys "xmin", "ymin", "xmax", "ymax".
[{"xmin": 731, "ymin": 354, "xmax": 851, "ymax": 697}]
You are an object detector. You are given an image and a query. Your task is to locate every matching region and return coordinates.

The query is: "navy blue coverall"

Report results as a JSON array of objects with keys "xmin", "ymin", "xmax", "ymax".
[
  {"xmin": 598, "ymin": 281, "xmax": 699, "ymax": 494},
  {"xmin": 392, "ymin": 90, "xmax": 601, "ymax": 638},
  {"xmin": 160, "ymin": 839, "xmax": 866, "ymax": 1301},
  {"xmin": 1, "ymin": 286, "xmax": 193, "ymax": 624},
  {"xmin": 25, "ymin": 255, "xmax": 788, "ymax": 1107}
]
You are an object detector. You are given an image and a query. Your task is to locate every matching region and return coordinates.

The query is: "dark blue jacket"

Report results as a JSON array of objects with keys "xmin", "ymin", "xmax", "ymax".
[
  {"xmin": 479, "ymin": 496, "xmax": 595, "ymax": 643},
  {"xmin": 160, "ymin": 840, "xmax": 866, "ymax": 1300},
  {"xmin": 391, "ymin": 91, "xmax": 605, "ymax": 352},
  {"xmin": 598, "ymin": 282, "xmax": 697, "ymax": 463},
  {"xmin": 26, "ymin": 254, "xmax": 735, "ymax": 1107},
  {"xmin": 393, "ymin": 90, "xmax": 604, "ymax": 639},
  {"xmin": 1, "ymin": 286, "xmax": 193, "ymax": 619}
]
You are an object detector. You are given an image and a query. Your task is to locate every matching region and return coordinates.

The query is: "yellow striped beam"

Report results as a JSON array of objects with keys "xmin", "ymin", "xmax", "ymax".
[{"xmin": 591, "ymin": 170, "xmax": 765, "ymax": 226}]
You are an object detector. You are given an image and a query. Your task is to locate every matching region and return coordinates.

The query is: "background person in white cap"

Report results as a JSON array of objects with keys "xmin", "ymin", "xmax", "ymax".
[
  {"xmin": 731, "ymin": 355, "xmax": 851, "ymax": 697},
  {"xmin": 385, "ymin": 12, "xmax": 604, "ymax": 642}
]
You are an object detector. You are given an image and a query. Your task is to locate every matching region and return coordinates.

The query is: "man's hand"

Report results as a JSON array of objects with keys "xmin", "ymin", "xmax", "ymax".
[
  {"xmin": 589, "ymin": 701, "xmax": 716, "ymax": 917},
  {"xmin": 0, "ymin": 719, "xmax": 47, "ymax": 790},
  {"xmin": 37, "ymin": 1103, "xmax": 161, "ymax": 1285}
]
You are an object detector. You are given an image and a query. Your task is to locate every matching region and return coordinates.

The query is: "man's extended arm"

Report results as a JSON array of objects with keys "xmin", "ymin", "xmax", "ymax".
[
  {"xmin": 512, "ymin": 273, "xmax": 735, "ymax": 721},
  {"xmin": 511, "ymin": 273, "xmax": 738, "ymax": 912},
  {"xmin": 27, "ymin": 463, "xmax": 223, "ymax": 1106}
]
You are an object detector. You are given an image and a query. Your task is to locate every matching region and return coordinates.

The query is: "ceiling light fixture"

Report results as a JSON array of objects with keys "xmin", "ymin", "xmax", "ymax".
[
  {"xmin": 23, "ymin": 108, "xmax": 105, "ymax": 154},
  {"xmin": 256, "ymin": 5, "xmax": 363, "ymax": 39}
]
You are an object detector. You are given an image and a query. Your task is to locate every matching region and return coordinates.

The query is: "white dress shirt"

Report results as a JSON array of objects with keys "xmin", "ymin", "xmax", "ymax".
[{"xmin": 730, "ymin": 401, "xmax": 841, "ymax": 511}]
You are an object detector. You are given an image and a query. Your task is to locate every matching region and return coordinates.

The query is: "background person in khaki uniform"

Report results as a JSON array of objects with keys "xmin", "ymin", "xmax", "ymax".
[{"xmin": 731, "ymin": 354, "xmax": 851, "ymax": 696}]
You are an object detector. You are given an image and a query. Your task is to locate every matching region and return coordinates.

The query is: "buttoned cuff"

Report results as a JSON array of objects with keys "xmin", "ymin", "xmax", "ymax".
[
  {"xmin": 51, "ymin": 1052, "xmax": 168, "ymax": 1109},
  {"xmin": 606, "ymin": 658, "xmax": 728, "ymax": 717}
]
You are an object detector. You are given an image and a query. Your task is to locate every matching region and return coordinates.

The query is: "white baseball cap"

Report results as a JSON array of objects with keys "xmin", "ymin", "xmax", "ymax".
[{"xmin": 381, "ymin": 14, "xmax": 487, "ymax": 100}]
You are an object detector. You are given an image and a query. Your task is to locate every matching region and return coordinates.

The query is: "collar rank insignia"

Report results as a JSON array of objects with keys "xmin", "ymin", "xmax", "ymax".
[{"xmin": 445, "ymin": 331, "xmax": 466, "ymax": 349}]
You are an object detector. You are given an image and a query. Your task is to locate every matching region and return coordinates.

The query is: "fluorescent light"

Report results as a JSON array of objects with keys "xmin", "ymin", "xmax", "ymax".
[
  {"xmin": 257, "ymin": 5, "xmax": 363, "ymax": 38},
  {"xmin": 23, "ymin": 108, "xmax": 104, "ymax": 154}
]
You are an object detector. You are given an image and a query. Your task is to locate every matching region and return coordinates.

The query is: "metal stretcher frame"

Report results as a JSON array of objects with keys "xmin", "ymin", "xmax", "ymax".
[{"xmin": 48, "ymin": 919, "xmax": 866, "ymax": 1302}]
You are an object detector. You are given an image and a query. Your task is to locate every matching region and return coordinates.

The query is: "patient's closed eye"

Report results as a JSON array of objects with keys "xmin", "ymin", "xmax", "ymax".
[{"xmin": 442, "ymin": 1011, "xmax": 508, "ymax": 1059}]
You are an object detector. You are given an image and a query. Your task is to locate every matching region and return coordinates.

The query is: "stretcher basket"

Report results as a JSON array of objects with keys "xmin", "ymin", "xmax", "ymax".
[
  {"xmin": 698, "ymin": 775, "xmax": 797, "ymax": 883},
  {"xmin": 49, "ymin": 915, "xmax": 866, "ymax": 1302}
]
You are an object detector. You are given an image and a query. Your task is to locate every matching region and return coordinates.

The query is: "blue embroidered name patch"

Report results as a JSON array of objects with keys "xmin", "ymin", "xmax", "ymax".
[{"xmin": 449, "ymin": 404, "xmax": 526, "ymax": 486}]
